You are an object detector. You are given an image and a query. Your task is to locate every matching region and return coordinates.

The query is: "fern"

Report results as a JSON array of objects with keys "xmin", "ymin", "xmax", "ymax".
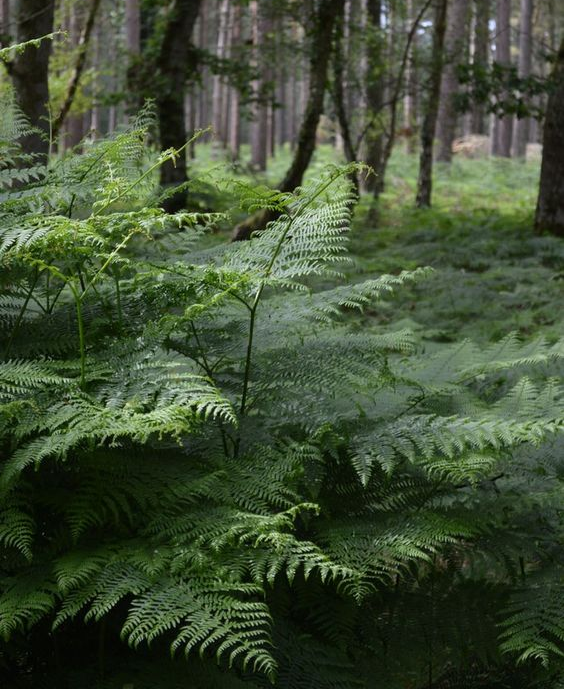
[{"xmin": 1, "ymin": 102, "xmax": 563, "ymax": 687}]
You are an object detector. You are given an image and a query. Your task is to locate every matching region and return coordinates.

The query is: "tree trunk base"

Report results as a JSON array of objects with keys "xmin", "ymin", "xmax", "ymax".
[{"xmin": 232, "ymin": 209, "xmax": 277, "ymax": 241}]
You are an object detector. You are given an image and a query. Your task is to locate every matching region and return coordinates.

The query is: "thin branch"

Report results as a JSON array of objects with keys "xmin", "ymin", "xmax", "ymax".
[
  {"xmin": 52, "ymin": 0, "xmax": 103, "ymax": 139},
  {"xmin": 356, "ymin": 0, "xmax": 434, "ymax": 153}
]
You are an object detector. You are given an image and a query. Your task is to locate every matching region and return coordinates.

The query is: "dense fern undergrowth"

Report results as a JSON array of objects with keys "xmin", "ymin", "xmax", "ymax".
[{"xmin": 1, "ymin": 102, "xmax": 564, "ymax": 689}]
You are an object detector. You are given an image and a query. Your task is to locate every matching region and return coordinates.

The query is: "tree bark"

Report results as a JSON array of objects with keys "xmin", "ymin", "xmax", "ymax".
[
  {"xmin": 471, "ymin": 0, "xmax": 490, "ymax": 134},
  {"xmin": 436, "ymin": 0, "xmax": 471, "ymax": 162},
  {"xmin": 492, "ymin": 0, "xmax": 512, "ymax": 157},
  {"xmin": 10, "ymin": 0, "xmax": 55, "ymax": 158},
  {"xmin": 125, "ymin": 0, "xmax": 141, "ymax": 53},
  {"xmin": 233, "ymin": 0, "xmax": 344, "ymax": 240},
  {"xmin": 415, "ymin": 0, "xmax": 448, "ymax": 208},
  {"xmin": 534, "ymin": 37, "xmax": 564, "ymax": 236},
  {"xmin": 512, "ymin": 0, "xmax": 533, "ymax": 157},
  {"xmin": 154, "ymin": 0, "xmax": 202, "ymax": 212}
]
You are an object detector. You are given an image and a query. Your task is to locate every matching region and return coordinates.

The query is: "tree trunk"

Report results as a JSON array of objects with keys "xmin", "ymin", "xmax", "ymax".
[
  {"xmin": 10, "ymin": 0, "xmax": 55, "ymax": 158},
  {"xmin": 404, "ymin": 0, "xmax": 419, "ymax": 153},
  {"xmin": 534, "ymin": 37, "xmax": 564, "ymax": 235},
  {"xmin": 212, "ymin": 0, "xmax": 229, "ymax": 153},
  {"xmin": 436, "ymin": 0, "xmax": 471, "ymax": 162},
  {"xmin": 198, "ymin": 2, "xmax": 210, "ymax": 130},
  {"xmin": 277, "ymin": 0, "xmax": 344, "ymax": 192},
  {"xmin": 155, "ymin": 0, "xmax": 201, "ymax": 212},
  {"xmin": 90, "ymin": 17, "xmax": 102, "ymax": 137},
  {"xmin": 364, "ymin": 0, "xmax": 384, "ymax": 194},
  {"xmin": 471, "ymin": 0, "xmax": 490, "ymax": 134},
  {"xmin": 124, "ymin": 0, "xmax": 142, "ymax": 117},
  {"xmin": 228, "ymin": 3, "xmax": 241, "ymax": 160},
  {"xmin": 492, "ymin": 0, "xmax": 512, "ymax": 157},
  {"xmin": 250, "ymin": 0, "xmax": 268, "ymax": 170},
  {"xmin": 233, "ymin": 0, "xmax": 344, "ymax": 240},
  {"xmin": 333, "ymin": 1, "xmax": 358, "ymax": 168},
  {"xmin": 126, "ymin": 0, "xmax": 141, "ymax": 53},
  {"xmin": 512, "ymin": 0, "xmax": 533, "ymax": 157},
  {"xmin": 287, "ymin": 57, "xmax": 297, "ymax": 147},
  {"xmin": 415, "ymin": 0, "xmax": 448, "ymax": 208}
]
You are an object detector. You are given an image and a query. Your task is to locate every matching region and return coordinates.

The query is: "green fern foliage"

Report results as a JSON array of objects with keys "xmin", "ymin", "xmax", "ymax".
[{"xmin": 1, "ymin": 100, "xmax": 564, "ymax": 688}]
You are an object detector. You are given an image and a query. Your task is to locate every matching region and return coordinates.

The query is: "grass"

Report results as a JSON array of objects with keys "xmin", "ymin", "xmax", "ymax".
[{"xmin": 190, "ymin": 143, "xmax": 564, "ymax": 344}]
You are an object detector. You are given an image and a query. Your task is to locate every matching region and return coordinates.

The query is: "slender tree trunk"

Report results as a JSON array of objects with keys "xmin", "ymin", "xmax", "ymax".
[
  {"xmin": 436, "ymin": 0, "xmax": 471, "ymax": 162},
  {"xmin": 404, "ymin": 0, "xmax": 419, "ymax": 153},
  {"xmin": 228, "ymin": 3, "xmax": 241, "ymax": 159},
  {"xmin": 365, "ymin": 0, "xmax": 434, "ymax": 205},
  {"xmin": 534, "ymin": 37, "xmax": 564, "ymax": 235},
  {"xmin": 212, "ymin": 0, "xmax": 229, "ymax": 153},
  {"xmin": 221, "ymin": 3, "xmax": 234, "ymax": 147},
  {"xmin": 10, "ymin": 0, "xmax": 55, "ymax": 158},
  {"xmin": 492, "ymin": 0, "xmax": 512, "ymax": 156},
  {"xmin": 512, "ymin": 0, "xmax": 533, "ymax": 157},
  {"xmin": 90, "ymin": 17, "xmax": 102, "ymax": 137},
  {"xmin": 126, "ymin": 0, "xmax": 140, "ymax": 53},
  {"xmin": 276, "ymin": 72, "xmax": 286, "ymax": 147},
  {"xmin": 185, "ymin": 90, "xmax": 196, "ymax": 158},
  {"xmin": 266, "ymin": 18, "xmax": 276, "ymax": 158},
  {"xmin": 364, "ymin": 0, "xmax": 384, "ymax": 194},
  {"xmin": 416, "ymin": 0, "xmax": 448, "ymax": 208},
  {"xmin": 287, "ymin": 55, "xmax": 297, "ymax": 147},
  {"xmin": 278, "ymin": 0, "xmax": 344, "ymax": 192},
  {"xmin": 233, "ymin": 0, "xmax": 344, "ymax": 240},
  {"xmin": 198, "ymin": 2, "xmax": 210, "ymax": 129},
  {"xmin": 267, "ymin": 97, "xmax": 275, "ymax": 158},
  {"xmin": 333, "ymin": 2, "xmax": 358, "ymax": 167},
  {"xmin": 124, "ymin": 0, "xmax": 141, "ymax": 116},
  {"xmin": 154, "ymin": 0, "xmax": 201, "ymax": 211},
  {"xmin": 250, "ymin": 0, "xmax": 268, "ymax": 170},
  {"xmin": 61, "ymin": 2, "xmax": 82, "ymax": 151},
  {"xmin": 471, "ymin": 0, "xmax": 490, "ymax": 134}
]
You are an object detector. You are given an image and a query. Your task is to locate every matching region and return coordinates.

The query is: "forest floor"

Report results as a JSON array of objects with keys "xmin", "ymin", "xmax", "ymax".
[{"xmin": 193, "ymin": 145, "xmax": 564, "ymax": 345}]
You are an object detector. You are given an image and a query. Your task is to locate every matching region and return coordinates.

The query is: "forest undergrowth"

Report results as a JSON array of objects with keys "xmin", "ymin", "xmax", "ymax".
[
  {"xmin": 2, "ymin": 113, "xmax": 564, "ymax": 688},
  {"xmin": 197, "ymin": 144, "xmax": 563, "ymax": 344}
]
